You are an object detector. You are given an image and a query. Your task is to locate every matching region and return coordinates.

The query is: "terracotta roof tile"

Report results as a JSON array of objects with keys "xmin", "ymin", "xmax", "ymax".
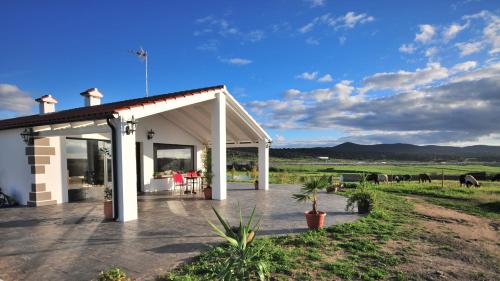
[{"xmin": 0, "ymin": 85, "xmax": 224, "ymax": 131}]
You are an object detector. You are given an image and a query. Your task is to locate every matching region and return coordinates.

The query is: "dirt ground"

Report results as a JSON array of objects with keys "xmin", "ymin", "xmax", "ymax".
[{"xmin": 387, "ymin": 199, "xmax": 500, "ymax": 281}]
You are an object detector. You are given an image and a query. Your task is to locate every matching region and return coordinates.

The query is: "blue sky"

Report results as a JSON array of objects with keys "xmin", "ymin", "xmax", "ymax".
[{"xmin": 1, "ymin": 0, "xmax": 499, "ymax": 147}]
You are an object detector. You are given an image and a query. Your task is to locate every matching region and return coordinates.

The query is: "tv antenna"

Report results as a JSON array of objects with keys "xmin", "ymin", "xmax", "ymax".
[{"xmin": 130, "ymin": 47, "xmax": 149, "ymax": 97}]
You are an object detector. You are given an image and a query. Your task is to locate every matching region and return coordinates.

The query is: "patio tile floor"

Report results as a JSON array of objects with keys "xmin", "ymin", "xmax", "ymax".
[{"xmin": 0, "ymin": 183, "xmax": 359, "ymax": 281}]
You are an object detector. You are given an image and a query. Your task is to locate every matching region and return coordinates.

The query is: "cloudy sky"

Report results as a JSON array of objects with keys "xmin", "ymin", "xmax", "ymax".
[{"xmin": 1, "ymin": 1, "xmax": 499, "ymax": 147}]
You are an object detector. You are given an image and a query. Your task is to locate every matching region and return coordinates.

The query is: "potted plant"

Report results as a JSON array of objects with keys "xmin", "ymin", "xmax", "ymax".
[
  {"xmin": 103, "ymin": 187, "xmax": 113, "ymax": 220},
  {"xmin": 346, "ymin": 188, "xmax": 375, "ymax": 214},
  {"xmin": 251, "ymin": 165, "xmax": 259, "ymax": 190},
  {"xmin": 292, "ymin": 176, "xmax": 329, "ymax": 230},
  {"xmin": 203, "ymin": 171, "xmax": 213, "ymax": 200},
  {"xmin": 201, "ymin": 145, "xmax": 213, "ymax": 200}
]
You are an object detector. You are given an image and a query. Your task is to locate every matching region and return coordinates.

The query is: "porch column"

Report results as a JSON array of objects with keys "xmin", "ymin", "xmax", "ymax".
[
  {"xmin": 113, "ymin": 118, "xmax": 138, "ymax": 222},
  {"xmin": 211, "ymin": 92, "xmax": 227, "ymax": 200},
  {"xmin": 258, "ymin": 140, "xmax": 269, "ymax": 190}
]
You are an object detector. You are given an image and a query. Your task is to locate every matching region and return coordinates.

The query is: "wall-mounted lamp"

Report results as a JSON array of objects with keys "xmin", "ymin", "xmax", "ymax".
[
  {"xmin": 147, "ymin": 129, "xmax": 155, "ymax": 140},
  {"xmin": 20, "ymin": 128, "xmax": 33, "ymax": 144},
  {"xmin": 125, "ymin": 116, "xmax": 138, "ymax": 135}
]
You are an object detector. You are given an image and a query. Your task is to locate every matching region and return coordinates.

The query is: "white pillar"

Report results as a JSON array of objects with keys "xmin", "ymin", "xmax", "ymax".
[
  {"xmin": 258, "ymin": 140, "xmax": 269, "ymax": 190},
  {"xmin": 113, "ymin": 118, "xmax": 138, "ymax": 222},
  {"xmin": 211, "ymin": 92, "xmax": 227, "ymax": 200}
]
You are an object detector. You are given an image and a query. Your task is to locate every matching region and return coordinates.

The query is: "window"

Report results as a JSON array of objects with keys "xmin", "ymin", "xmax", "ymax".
[
  {"xmin": 66, "ymin": 138, "xmax": 112, "ymax": 186},
  {"xmin": 154, "ymin": 143, "xmax": 194, "ymax": 173}
]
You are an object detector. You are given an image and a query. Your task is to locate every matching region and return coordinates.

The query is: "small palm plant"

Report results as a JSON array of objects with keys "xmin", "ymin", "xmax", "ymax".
[
  {"xmin": 292, "ymin": 176, "xmax": 329, "ymax": 214},
  {"xmin": 292, "ymin": 176, "xmax": 329, "ymax": 229},
  {"xmin": 208, "ymin": 205, "xmax": 268, "ymax": 281}
]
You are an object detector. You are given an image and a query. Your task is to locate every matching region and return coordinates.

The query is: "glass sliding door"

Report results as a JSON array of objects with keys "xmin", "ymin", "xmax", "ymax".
[{"xmin": 66, "ymin": 138, "xmax": 112, "ymax": 202}]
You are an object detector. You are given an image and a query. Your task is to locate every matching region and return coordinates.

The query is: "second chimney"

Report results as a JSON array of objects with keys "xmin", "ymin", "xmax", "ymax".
[
  {"xmin": 80, "ymin": 88, "xmax": 103, "ymax": 106},
  {"xmin": 35, "ymin": 94, "xmax": 58, "ymax": 114}
]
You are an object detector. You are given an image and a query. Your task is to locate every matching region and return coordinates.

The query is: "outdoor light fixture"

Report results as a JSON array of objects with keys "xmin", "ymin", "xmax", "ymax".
[
  {"xmin": 20, "ymin": 128, "xmax": 33, "ymax": 144},
  {"xmin": 147, "ymin": 129, "xmax": 155, "ymax": 140},
  {"xmin": 125, "ymin": 116, "xmax": 138, "ymax": 135}
]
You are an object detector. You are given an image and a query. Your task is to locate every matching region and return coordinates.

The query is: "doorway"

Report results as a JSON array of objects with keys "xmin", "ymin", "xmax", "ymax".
[{"xmin": 136, "ymin": 142, "xmax": 142, "ymax": 193}]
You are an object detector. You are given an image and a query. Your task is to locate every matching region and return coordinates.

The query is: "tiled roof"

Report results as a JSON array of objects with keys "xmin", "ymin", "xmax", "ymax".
[{"xmin": 0, "ymin": 85, "xmax": 224, "ymax": 131}]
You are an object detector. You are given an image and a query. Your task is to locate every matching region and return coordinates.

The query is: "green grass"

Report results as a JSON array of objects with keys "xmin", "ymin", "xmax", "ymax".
[
  {"xmin": 375, "ymin": 181, "xmax": 500, "ymax": 219},
  {"xmin": 160, "ymin": 191, "xmax": 414, "ymax": 281}
]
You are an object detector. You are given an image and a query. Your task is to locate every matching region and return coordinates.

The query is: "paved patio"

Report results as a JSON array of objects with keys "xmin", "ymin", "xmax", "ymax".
[{"xmin": 0, "ymin": 183, "xmax": 359, "ymax": 281}]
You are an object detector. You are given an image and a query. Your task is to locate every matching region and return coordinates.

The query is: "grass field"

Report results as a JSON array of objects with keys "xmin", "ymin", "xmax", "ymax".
[{"xmin": 163, "ymin": 166, "xmax": 500, "ymax": 280}]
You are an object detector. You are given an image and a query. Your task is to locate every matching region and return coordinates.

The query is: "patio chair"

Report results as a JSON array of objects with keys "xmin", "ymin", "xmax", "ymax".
[{"xmin": 172, "ymin": 172, "xmax": 189, "ymax": 195}]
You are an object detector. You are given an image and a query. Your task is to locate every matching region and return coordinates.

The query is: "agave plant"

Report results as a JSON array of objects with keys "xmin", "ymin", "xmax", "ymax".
[
  {"xmin": 292, "ymin": 176, "xmax": 329, "ymax": 214},
  {"xmin": 208, "ymin": 205, "xmax": 268, "ymax": 281}
]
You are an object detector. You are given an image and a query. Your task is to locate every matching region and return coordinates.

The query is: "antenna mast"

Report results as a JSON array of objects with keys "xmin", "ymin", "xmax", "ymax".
[{"xmin": 131, "ymin": 47, "xmax": 149, "ymax": 97}]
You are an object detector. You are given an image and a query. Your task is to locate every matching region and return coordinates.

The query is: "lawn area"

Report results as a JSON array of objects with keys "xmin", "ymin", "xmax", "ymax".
[{"xmin": 160, "ymin": 180, "xmax": 500, "ymax": 280}]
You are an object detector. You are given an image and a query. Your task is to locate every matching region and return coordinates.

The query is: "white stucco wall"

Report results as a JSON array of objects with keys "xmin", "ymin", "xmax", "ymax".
[
  {"xmin": 0, "ymin": 128, "xmax": 31, "ymax": 204},
  {"xmin": 135, "ymin": 114, "xmax": 204, "ymax": 192}
]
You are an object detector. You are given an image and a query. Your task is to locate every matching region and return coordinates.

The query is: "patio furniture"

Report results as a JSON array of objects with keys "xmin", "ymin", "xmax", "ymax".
[
  {"xmin": 185, "ymin": 171, "xmax": 200, "ymax": 194},
  {"xmin": 172, "ymin": 172, "xmax": 189, "ymax": 195}
]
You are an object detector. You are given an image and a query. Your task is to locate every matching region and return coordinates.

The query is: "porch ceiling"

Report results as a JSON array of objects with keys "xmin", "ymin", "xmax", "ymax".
[{"xmin": 160, "ymin": 100, "xmax": 262, "ymax": 146}]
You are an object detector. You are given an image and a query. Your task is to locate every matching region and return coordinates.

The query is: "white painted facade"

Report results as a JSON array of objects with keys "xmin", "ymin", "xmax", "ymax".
[{"xmin": 0, "ymin": 86, "xmax": 271, "ymax": 222}]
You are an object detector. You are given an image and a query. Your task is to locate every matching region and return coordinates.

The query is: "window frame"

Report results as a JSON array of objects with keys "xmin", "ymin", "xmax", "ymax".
[{"xmin": 153, "ymin": 143, "xmax": 195, "ymax": 173}]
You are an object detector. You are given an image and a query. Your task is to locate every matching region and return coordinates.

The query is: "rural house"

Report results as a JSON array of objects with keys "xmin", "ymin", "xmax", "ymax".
[{"xmin": 0, "ymin": 85, "xmax": 271, "ymax": 222}]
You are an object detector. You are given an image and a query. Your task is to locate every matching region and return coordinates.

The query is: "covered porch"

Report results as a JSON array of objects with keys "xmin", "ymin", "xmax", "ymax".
[{"xmin": 25, "ymin": 85, "xmax": 271, "ymax": 222}]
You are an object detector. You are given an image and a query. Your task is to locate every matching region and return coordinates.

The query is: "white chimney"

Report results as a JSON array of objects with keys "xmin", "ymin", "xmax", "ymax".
[
  {"xmin": 35, "ymin": 94, "xmax": 58, "ymax": 114},
  {"xmin": 80, "ymin": 88, "xmax": 103, "ymax": 106}
]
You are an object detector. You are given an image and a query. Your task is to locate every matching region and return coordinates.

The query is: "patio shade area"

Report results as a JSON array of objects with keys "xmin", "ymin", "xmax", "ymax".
[{"xmin": 0, "ymin": 183, "xmax": 359, "ymax": 281}]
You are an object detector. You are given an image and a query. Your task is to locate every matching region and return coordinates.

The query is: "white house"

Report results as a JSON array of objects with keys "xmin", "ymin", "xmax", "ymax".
[{"xmin": 0, "ymin": 85, "xmax": 271, "ymax": 222}]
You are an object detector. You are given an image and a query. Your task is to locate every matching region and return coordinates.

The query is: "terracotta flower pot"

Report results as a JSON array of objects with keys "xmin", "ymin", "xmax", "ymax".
[
  {"xmin": 304, "ymin": 211, "xmax": 326, "ymax": 230},
  {"xmin": 103, "ymin": 200, "xmax": 113, "ymax": 220},
  {"xmin": 203, "ymin": 186, "xmax": 212, "ymax": 200}
]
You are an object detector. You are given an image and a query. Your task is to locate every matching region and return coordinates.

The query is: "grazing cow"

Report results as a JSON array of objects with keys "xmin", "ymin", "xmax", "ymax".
[
  {"xmin": 418, "ymin": 173, "xmax": 432, "ymax": 183},
  {"xmin": 378, "ymin": 174, "xmax": 389, "ymax": 184},
  {"xmin": 402, "ymin": 174, "xmax": 412, "ymax": 181},
  {"xmin": 393, "ymin": 175, "xmax": 401, "ymax": 183},
  {"xmin": 465, "ymin": 175, "xmax": 480, "ymax": 187},
  {"xmin": 491, "ymin": 174, "xmax": 500, "ymax": 182},
  {"xmin": 365, "ymin": 173, "xmax": 379, "ymax": 184},
  {"xmin": 459, "ymin": 174, "xmax": 467, "ymax": 187}
]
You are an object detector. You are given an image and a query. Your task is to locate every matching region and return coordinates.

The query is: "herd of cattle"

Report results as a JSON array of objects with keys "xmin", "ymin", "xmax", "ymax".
[{"xmin": 365, "ymin": 173, "xmax": 500, "ymax": 187}]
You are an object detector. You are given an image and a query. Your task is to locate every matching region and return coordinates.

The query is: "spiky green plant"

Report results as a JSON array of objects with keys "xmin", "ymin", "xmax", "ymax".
[
  {"xmin": 208, "ymin": 205, "xmax": 268, "ymax": 281},
  {"xmin": 292, "ymin": 176, "xmax": 329, "ymax": 214}
]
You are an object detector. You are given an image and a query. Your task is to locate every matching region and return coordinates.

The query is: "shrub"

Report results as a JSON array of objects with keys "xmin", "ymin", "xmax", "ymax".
[
  {"xmin": 97, "ymin": 268, "xmax": 130, "ymax": 281},
  {"xmin": 343, "ymin": 183, "xmax": 359, "ymax": 189},
  {"xmin": 346, "ymin": 188, "xmax": 376, "ymax": 214},
  {"xmin": 208, "ymin": 206, "xmax": 269, "ymax": 280}
]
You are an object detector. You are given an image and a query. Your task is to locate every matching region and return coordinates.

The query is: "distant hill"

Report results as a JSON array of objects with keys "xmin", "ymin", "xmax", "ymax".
[{"xmin": 268, "ymin": 142, "xmax": 500, "ymax": 162}]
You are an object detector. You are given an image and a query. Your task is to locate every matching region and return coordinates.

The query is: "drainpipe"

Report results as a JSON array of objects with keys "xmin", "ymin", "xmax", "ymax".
[{"xmin": 107, "ymin": 118, "xmax": 119, "ymax": 221}]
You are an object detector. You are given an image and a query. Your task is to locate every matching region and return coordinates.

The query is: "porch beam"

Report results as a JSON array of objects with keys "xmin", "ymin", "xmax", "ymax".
[
  {"xmin": 160, "ymin": 113, "xmax": 207, "ymax": 144},
  {"xmin": 211, "ymin": 92, "xmax": 227, "ymax": 200},
  {"xmin": 194, "ymin": 105, "xmax": 241, "ymax": 143}
]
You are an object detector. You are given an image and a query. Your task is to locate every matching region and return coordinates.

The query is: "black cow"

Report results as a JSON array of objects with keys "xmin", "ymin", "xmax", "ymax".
[
  {"xmin": 365, "ymin": 173, "xmax": 379, "ymax": 184},
  {"xmin": 491, "ymin": 174, "xmax": 500, "ymax": 182},
  {"xmin": 418, "ymin": 173, "xmax": 432, "ymax": 183}
]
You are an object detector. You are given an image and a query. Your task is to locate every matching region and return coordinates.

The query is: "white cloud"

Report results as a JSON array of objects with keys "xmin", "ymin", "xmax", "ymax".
[
  {"xmin": 443, "ymin": 22, "xmax": 469, "ymax": 41},
  {"xmin": 399, "ymin": 43, "xmax": 416, "ymax": 54},
  {"xmin": 274, "ymin": 134, "xmax": 286, "ymax": 143},
  {"xmin": 298, "ymin": 11, "xmax": 374, "ymax": 34},
  {"xmin": 248, "ymin": 63, "xmax": 500, "ymax": 145},
  {"xmin": 455, "ymin": 41, "xmax": 483, "ymax": 56},
  {"xmin": 451, "ymin": 61, "xmax": 477, "ymax": 72},
  {"xmin": 0, "ymin": 84, "xmax": 35, "ymax": 118},
  {"xmin": 361, "ymin": 62, "xmax": 449, "ymax": 93},
  {"xmin": 318, "ymin": 74, "xmax": 333, "ymax": 82},
  {"xmin": 283, "ymin": 89, "xmax": 301, "ymax": 99},
  {"xmin": 339, "ymin": 36, "xmax": 347, "ymax": 45},
  {"xmin": 196, "ymin": 39, "xmax": 219, "ymax": 51},
  {"xmin": 425, "ymin": 47, "xmax": 438, "ymax": 57},
  {"xmin": 246, "ymin": 30, "xmax": 265, "ymax": 42},
  {"xmin": 463, "ymin": 10, "xmax": 500, "ymax": 55},
  {"xmin": 296, "ymin": 71, "xmax": 319, "ymax": 80},
  {"xmin": 415, "ymin": 24, "xmax": 436, "ymax": 43},
  {"xmin": 305, "ymin": 0, "xmax": 325, "ymax": 7},
  {"xmin": 306, "ymin": 37, "xmax": 320, "ymax": 45},
  {"xmin": 222, "ymin": 58, "xmax": 252, "ymax": 65},
  {"xmin": 337, "ymin": 12, "xmax": 374, "ymax": 29}
]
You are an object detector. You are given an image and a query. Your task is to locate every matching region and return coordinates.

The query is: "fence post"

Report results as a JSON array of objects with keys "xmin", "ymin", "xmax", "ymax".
[{"xmin": 441, "ymin": 169, "xmax": 444, "ymax": 188}]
